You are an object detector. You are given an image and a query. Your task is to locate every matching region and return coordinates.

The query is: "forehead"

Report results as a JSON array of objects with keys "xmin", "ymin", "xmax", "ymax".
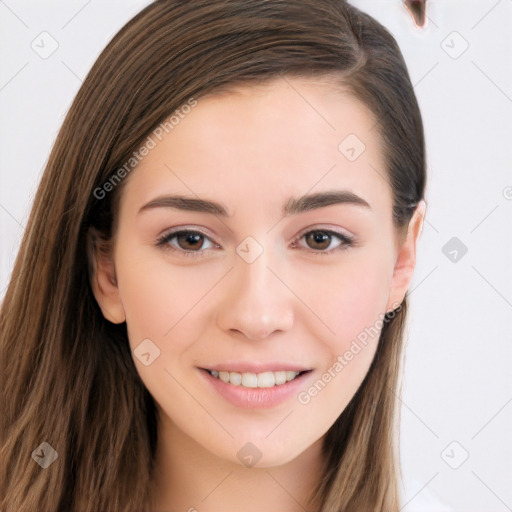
[{"xmin": 120, "ymin": 76, "xmax": 392, "ymax": 222}]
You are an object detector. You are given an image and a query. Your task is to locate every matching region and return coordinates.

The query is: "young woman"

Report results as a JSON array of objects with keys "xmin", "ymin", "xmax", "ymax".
[{"xmin": 1, "ymin": 1, "xmax": 427, "ymax": 510}]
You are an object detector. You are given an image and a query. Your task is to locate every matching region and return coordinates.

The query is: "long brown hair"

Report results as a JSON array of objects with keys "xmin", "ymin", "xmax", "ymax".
[{"xmin": 1, "ymin": 1, "xmax": 425, "ymax": 510}]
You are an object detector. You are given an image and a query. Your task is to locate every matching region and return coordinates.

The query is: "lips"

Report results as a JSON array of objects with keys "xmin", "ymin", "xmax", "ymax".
[{"xmin": 200, "ymin": 366, "xmax": 314, "ymax": 409}]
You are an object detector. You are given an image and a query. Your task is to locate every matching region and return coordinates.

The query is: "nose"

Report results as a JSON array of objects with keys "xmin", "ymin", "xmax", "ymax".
[{"xmin": 215, "ymin": 245, "xmax": 294, "ymax": 341}]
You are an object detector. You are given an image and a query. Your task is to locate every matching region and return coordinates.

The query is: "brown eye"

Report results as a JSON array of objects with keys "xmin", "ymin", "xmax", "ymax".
[
  {"xmin": 156, "ymin": 229, "xmax": 218, "ymax": 258},
  {"xmin": 175, "ymin": 231, "xmax": 206, "ymax": 251},
  {"xmin": 305, "ymin": 231, "xmax": 332, "ymax": 250},
  {"xmin": 292, "ymin": 229, "xmax": 354, "ymax": 254}
]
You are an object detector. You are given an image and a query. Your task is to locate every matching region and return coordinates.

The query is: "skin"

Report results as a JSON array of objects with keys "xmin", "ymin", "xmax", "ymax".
[{"xmin": 91, "ymin": 76, "xmax": 425, "ymax": 512}]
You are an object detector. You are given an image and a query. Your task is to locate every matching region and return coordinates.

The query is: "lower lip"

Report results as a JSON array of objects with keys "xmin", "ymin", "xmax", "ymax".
[{"xmin": 199, "ymin": 369, "xmax": 313, "ymax": 409}]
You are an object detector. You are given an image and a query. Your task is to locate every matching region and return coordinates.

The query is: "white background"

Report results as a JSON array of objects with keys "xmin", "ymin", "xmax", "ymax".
[{"xmin": 1, "ymin": 1, "xmax": 511, "ymax": 511}]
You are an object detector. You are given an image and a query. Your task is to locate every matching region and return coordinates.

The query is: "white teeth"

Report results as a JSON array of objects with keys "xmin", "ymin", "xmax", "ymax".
[
  {"xmin": 286, "ymin": 370, "xmax": 297, "ymax": 381},
  {"xmin": 209, "ymin": 369, "xmax": 302, "ymax": 387},
  {"xmin": 241, "ymin": 373, "xmax": 258, "ymax": 388},
  {"xmin": 274, "ymin": 371, "xmax": 287, "ymax": 385},
  {"xmin": 257, "ymin": 371, "xmax": 275, "ymax": 388},
  {"xmin": 230, "ymin": 372, "xmax": 242, "ymax": 386}
]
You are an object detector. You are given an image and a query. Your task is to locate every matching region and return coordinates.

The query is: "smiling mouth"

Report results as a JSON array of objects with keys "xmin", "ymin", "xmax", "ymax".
[{"xmin": 205, "ymin": 369, "xmax": 310, "ymax": 388}]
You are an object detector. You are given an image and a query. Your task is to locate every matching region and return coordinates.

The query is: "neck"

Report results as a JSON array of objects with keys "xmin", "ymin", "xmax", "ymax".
[{"xmin": 150, "ymin": 412, "xmax": 326, "ymax": 512}]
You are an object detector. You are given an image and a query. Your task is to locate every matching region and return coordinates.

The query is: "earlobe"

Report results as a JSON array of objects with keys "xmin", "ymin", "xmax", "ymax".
[
  {"xmin": 385, "ymin": 200, "xmax": 426, "ymax": 312},
  {"xmin": 87, "ymin": 228, "xmax": 126, "ymax": 324}
]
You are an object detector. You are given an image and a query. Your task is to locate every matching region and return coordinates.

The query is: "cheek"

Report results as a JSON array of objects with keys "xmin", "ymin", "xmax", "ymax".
[
  {"xmin": 296, "ymin": 249, "xmax": 393, "ymax": 348},
  {"xmin": 115, "ymin": 243, "xmax": 224, "ymax": 354},
  {"xmin": 294, "ymin": 255, "xmax": 391, "ymax": 425},
  {"xmin": 115, "ymin": 250, "xmax": 222, "ymax": 411}
]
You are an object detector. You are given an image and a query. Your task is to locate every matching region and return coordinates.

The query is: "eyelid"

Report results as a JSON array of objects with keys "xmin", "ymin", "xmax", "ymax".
[
  {"xmin": 157, "ymin": 226, "xmax": 215, "ymax": 241},
  {"xmin": 294, "ymin": 224, "xmax": 354, "ymax": 242}
]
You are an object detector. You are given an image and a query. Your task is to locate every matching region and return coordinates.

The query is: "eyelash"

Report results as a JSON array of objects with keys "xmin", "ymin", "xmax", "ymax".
[{"xmin": 156, "ymin": 227, "xmax": 355, "ymax": 259}]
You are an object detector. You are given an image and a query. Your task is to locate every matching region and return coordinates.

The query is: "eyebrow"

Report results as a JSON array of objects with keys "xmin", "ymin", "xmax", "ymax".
[{"xmin": 138, "ymin": 190, "xmax": 371, "ymax": 217}]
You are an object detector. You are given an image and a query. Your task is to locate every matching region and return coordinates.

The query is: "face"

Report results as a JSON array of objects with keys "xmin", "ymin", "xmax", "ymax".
[{"xmin": 92, "ymin": 76, "xmax": 424, "ymax": 468}]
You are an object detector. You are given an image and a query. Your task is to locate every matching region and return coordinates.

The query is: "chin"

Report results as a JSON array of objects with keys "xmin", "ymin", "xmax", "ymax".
[{"xmin": 218, "ymin": 434, "xmax": 316, "ymax": 469}]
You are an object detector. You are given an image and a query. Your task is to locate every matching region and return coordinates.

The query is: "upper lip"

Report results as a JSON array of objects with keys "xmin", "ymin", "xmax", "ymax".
[{"xmin": 200, "ymin": 362, "xmax": 312, "ymax": 373}]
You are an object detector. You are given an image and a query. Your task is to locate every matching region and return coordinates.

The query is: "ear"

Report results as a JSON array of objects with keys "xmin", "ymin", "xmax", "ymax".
[
  {"xmin": 87, "ymin": 227, "xmax": 126, "ymax": 324},
  {"xmin": 385, "ymin": 200, "xmax": 426, "ymax": 312}
]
